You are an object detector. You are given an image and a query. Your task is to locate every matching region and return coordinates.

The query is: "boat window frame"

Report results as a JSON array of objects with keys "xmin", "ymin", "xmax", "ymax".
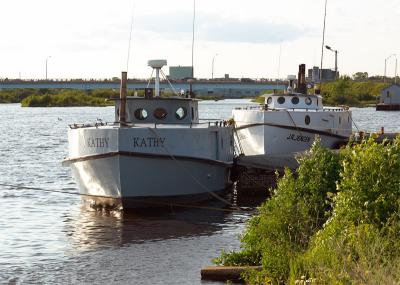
[
  {"xmin": 305, "ymin": 114, "xmax": 311, "ymax": 125},
  {"xmin": 305, "ymin": 97, "xmax": 312, "ymax": 105},
  {"xmin": 277, "ymin": 96, "xmax": 286, "ymax": 104},
  {"xmin": 267, "ymin": 97, "xmax": 273, "ymax": 105},
  {"xmin": 291, "ymin": 97, "xmax": 299, "ymax": 105},
  {"xmin": 175, "ymin": 107, "xmax": 188, "ymax": 120},
  {"xmin": 134, "ymin": 108, "xmax": 148, "ymax": 120},
  {"xmin": 153, "ymin": 107, "xmax": 168, "ymax": 120}
]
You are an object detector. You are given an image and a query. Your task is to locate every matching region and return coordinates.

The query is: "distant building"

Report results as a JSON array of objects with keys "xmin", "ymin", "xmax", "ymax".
[
  {"xmin": 377, "ymin": 84, "xmax": 400, "ymax": 110},
  {"xmin": 169, "ymin": 66, "xmax": 193, "ymax": 80},
  {"xmin": 307, "ymin": 66, "xmax": 339, "ymax": 83}
]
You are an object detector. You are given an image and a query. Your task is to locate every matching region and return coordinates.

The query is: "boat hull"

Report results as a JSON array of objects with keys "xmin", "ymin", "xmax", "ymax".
[
  {"xmin": 237, "ymin": 124, "xmax": 346, "ymax": 155},
  {"xmin": 66, "ymin": 125, "xmax": 233, "ymax": 209},
  {"xmin": 70, "ymin": 153, "xmax": 231, "ymax": 208},
  {"xmin": 233, "ymin": 108, "xmax": 351, "ymax": 155}
]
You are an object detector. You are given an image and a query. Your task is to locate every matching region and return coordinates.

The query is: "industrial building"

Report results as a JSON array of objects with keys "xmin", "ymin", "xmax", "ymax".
[
  {"xmin": 168, "ymin": 66, "xmax": 193, "ymax": 80},
  {"xmin": 307, "ymin": 66, "xmax": 339, "ymax": 83}
]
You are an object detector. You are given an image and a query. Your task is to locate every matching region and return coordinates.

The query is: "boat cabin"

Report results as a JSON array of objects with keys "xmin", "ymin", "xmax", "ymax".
[
  {"xmin": 114, "ymin": 97, "xmax": 199, "ymax": 124},
  {"xmin": 264, "ymin": 93, "xmax": 323, "ymax": 110}
]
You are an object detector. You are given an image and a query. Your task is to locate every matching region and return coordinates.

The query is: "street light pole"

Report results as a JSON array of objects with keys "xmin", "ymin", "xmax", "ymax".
[
  {"xmin": 46, "ymin": 56, "xmax": 52, "ymax": 80},
  {"xmin": 191, "ymin": 0, "xmax": 196, "ymax": 78},
  {"xmin": 325, "ymin": 45, "xmax": 338, "ymax": 80},
  {"xmin": 384, "ymin": 54, "xmax": 395, "ymax": 83},
  {"xmin": 211, "ymin": 53, "xmax": 218, "ymax": 79}
]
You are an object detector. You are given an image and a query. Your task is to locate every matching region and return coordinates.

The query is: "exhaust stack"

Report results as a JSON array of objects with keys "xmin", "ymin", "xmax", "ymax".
[
  {"xmin": 297, "ymin": 64, "xmax": 307, "ymax": 94},
  {"xmin": 119, "ymin": 71, "xmax": 127, "ymax": 124}
]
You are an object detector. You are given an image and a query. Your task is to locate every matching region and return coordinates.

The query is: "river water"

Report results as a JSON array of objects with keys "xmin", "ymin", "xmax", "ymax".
[{"xmin": 0, "ymin": 100, "xmax": 399, "ymax": 284}]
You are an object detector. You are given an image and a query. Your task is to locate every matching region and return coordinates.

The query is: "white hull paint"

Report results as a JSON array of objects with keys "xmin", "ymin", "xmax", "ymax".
[{"xmin": 233, "ymin": 106, "xmax": 352, "ymax": 155}]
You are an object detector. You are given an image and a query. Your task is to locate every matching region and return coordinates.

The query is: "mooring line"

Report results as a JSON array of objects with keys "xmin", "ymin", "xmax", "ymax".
[
  {"xmin": 147, "ymin": 128, "xmax": 244, "ymax": 212},
  {"xmin": 0, "ymin": 183, "xmax": 248, "ymax": 213}
]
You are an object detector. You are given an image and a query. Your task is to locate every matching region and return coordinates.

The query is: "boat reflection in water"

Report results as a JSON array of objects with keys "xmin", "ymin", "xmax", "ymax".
[{"xmin": 64, "ymin": 200, "xmax": 238, "ymax": 251}]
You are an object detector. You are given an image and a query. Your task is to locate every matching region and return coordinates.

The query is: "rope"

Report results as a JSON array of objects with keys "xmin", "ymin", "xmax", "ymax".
[
  {"xmin": 147, "ymin": 128, "xmax": 243, "ymax": 211},
  {"xmin": 0, "ymin": 183, "xmax": 248, "ymax": 213},
  {"xmin": 348, "ymin": 110, "xmax": 360, "ymax": 133}
]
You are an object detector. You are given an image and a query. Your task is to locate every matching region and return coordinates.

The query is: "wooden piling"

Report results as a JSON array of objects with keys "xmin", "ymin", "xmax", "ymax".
[{"xmin": 201, "ymin": 266, "xmax": 262, "ymax": 282}]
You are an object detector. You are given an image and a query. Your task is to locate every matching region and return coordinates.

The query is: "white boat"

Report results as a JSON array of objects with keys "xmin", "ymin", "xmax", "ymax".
[
  {"xmin": 63, "ymin": 60, "xmax": 234, "ymax": 209},
  {"xmin": 232, "ymin": 65, "xmax": 352, "ymax": 155}
]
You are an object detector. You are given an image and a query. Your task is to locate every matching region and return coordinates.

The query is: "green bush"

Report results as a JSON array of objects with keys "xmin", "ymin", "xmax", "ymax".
[
  {"xmin": 215, "ymin": 140, "xmax": 341, "ymax": 283},
  {"xmin": 215, "ymin": 138, "xmax": 400, "ymax": 284}
]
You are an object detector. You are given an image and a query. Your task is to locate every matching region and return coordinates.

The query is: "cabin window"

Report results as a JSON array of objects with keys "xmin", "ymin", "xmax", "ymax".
[
  {"xmin": 134, "ymin": 108, "xmax": 148, "ymax": 120},
  {"xmin": 305, "ymin": 115, "xmax": 311, "ymax": 125},
  {"xmin": 387, "ymin": 91, "xmax": 390, "ymax": 98},
  {"xmin": 339, "ymin": 117, "xmax": 342, "ymax": 125},
  {"xmin": 267, "ymin": 97, "xmax": 272, "ymax": 104},
  {"xmin": 291, "ymin": 97, "xmax": 299, "ymax": 104},
  {"xmin": 277, "ymin": 97, "xmax": 285, "ymax": 104},
  {"xmin": 153, "ymin": 108, "xmax": 168, "ymax": 120},
  {"xmin": 305, "ymin": 97, "xmax": 312, "ymax": 105},
  {"xmin": 175, "ymin": 107, "xmax": 187, "ymax": 120}
]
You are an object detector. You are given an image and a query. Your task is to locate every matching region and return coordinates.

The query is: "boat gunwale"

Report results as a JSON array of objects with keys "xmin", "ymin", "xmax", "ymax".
[{"xmin": 62, "ymin": 150, "xmax": 234, "ymax": 167}]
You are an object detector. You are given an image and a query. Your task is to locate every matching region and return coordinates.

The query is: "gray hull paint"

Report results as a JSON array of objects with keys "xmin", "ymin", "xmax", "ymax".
[{"xmin": 70, "ymin": 154, "xmax": 231, "ymax": 208}]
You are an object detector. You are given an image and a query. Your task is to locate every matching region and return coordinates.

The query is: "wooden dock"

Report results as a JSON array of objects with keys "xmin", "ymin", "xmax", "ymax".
[
  {"xmin": 234, "ymin": 153, "xmax": 299, "ymax": 194},
  {"xmin": 201, "ymin": 266, "xmax": 262, "ymax": 282}
]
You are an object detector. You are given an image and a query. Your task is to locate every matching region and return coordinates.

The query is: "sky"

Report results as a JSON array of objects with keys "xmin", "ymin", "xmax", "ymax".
[{"xmin": 0, "ymin": 0, "xmax": 399, "ymax": 80}]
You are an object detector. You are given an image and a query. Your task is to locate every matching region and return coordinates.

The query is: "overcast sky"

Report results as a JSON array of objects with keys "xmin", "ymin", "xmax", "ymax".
[{"xmin": 1, "ymin": 0, "xmax": 399, "ymax": 80}]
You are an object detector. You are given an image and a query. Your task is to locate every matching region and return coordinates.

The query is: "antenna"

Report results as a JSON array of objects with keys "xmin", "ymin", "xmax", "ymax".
[
  {"xmin": 126, "ymin": 1, "xmax": 136, "ymax": 74},
  {"xmin": 276, "ymin": 40, "xmax": 282, "ymax": 90},
  {"xmin": 319, "ymin": 0, "xmax": 328, "ymax": 85},
  {"xmin": 191, "ymin": 0, "xmax": 196, "ymax": 78}
]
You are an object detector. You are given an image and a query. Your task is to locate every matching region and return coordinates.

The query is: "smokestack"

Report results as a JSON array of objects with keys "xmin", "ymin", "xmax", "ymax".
[
  {"xmin": 297, "ymin": 64, "xmax": 307, "ymax": 94},
  {"xmin": 119, "ymin": 71, "xmax": 127, "ymax": 124}
]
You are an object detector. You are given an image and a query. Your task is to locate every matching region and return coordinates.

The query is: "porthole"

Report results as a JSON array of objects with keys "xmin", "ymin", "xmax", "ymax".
[
  {"xmin": 175, "ymin": 107, "xmax": 187, "ymax": 120},
  {"xmin": 305, "ymin": 97, "xmax": 312, "ymax": 105},
  {"xmin": 291, "ymin": 97, "xmax": 299, "ymax": 104},
  {"xmin": 153, "ymin": 108, "xmax": 168, "ymax": 120},
  {"xmin": 277, "ymin": 97, "xmax": 285, "ymax": 104},
  {"xmin": 134, "ymin": 108, "xmax": 148, "ymax": 120},
  {"xmin": 305, "ymin": 115, "xmax": 311, "ymax": 125},
  {"xmin": 267, "ymin": 97, "xmax": 272, "ymax": 104}
]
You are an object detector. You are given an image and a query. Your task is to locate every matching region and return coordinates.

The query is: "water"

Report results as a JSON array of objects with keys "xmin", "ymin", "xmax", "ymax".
[{"xmin": 0, "ymin": 100, "xmax": 399, "ymax": 284}]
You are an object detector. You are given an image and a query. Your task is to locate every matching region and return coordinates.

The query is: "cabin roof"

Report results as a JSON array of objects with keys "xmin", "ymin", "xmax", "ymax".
[{"xmin": 262, "ymin": 93, "xmax": 321, "ymax": 98}]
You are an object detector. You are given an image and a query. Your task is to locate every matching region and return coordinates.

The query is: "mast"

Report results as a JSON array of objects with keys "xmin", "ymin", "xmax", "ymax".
[{"xmin": 319, "ymin": 0, "xmax": 328, "ymax": 86}]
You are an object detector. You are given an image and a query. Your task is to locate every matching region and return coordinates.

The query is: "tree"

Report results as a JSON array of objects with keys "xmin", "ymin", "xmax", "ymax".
[{"xmin": 353, "ymin": 72, "xmax": 369, "ymax": 81}]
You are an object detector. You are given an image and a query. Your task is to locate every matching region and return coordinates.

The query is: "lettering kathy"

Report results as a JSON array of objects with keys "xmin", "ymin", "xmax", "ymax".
[
  {"xmin": 87, "ymin": 137, "xmax": 109, "ymax": 148},
  {"xmin": 133, "ymin": 137, "xmax": 166, "ymax": 148}
]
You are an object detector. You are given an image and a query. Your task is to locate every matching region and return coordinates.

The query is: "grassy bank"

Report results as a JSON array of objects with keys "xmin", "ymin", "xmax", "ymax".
[
  {"xmin": 0, "ymin": 88, "xmax": 218, "ymax": 107},
  {"xmin": 214, "ymin": 138, "xmax": 400, "ymax": 284}
]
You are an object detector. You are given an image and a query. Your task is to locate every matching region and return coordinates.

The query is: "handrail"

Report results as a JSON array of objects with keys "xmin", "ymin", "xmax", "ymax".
[{"xmin": 69, "ymin": 120, "xmax": 230, "ymax": 129}]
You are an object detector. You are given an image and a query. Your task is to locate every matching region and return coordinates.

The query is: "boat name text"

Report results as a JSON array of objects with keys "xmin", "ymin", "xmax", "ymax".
[
  {"xmin": 286, "ymin": 134, "xmax": 311, "ymax": 143},
  {"xmin": 133, "ymin": 137, "xmax": 166, "ymax": 148},
  {"xmin": 87, "ymin": 137, "xmax": 109, "ymax": 148}
]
